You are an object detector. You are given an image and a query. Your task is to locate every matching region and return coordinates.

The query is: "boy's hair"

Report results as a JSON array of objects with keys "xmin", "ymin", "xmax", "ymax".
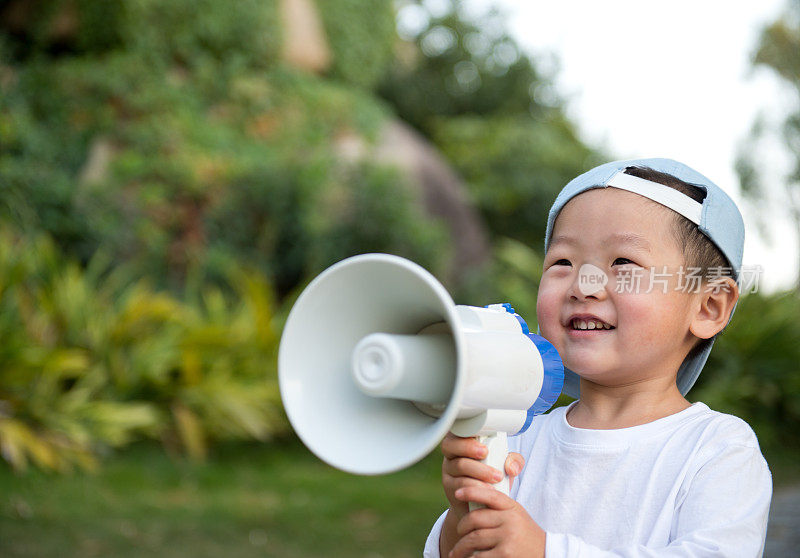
[{"xmin": 623, "ymin": 166, "xmax": 734, "ymax": 282}]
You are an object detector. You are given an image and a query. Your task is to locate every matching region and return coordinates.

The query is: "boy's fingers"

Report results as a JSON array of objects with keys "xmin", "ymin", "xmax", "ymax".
[
  {"xmin": 456, "ymin": 508, "xmax": 502, "ymax": 537},
  {"xmin": 504, "ymin": 451, "xmax": 525, "ymax": 489},
  {"xmin": 444, "ymin": 477, "xmax": 486, "ymax": 496},
  {"xmin": 449, "ymin": 526, "xmax": 501, "ymax": 558},
  {"xmin": 442, "ymin": 433, "xmax": 487, "ymax": 460},
  {"xmin": 454, "ymin": 485, "xmax": 515, "ymax": 510},
  {"xmin": 443, "ymin": 457, "xmax": 503, "ymax": 483},
  {"xmin": 504, "ymin": 452, "xmax": 525, "ymax": 477}
]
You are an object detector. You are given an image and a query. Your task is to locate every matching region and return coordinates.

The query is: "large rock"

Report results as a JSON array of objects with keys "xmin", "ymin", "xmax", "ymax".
[{"xmin": 337, "ymin": 119, "xmax": 491, "ymax": 283}]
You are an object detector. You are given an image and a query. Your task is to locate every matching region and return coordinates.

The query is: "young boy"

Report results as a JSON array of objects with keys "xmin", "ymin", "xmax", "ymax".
[{"xmin": 423, "ymin": 158, "xmax": 773, "ymax": 557}]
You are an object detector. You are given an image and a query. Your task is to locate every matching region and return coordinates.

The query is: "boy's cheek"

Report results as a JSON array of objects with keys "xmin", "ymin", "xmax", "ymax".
[{"xmin": 535, "ymin": 291, "xmax": 560, "ymax": 336}]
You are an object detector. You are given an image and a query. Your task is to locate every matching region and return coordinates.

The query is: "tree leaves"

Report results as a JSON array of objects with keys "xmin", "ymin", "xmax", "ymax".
[{"xmin": 0, "ymin": 229, "xmax": 288, "ymax": 472}]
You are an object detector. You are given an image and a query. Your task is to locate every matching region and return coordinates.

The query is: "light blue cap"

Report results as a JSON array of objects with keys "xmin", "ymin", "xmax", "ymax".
[{"xmin": 540, "ymin": 158, "xmax": 745, "ymax": 398}]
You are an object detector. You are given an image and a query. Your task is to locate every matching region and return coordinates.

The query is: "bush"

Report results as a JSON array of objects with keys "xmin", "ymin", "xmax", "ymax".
[
  {"xmin": 377, "ymin": 1, "xmax": 604, "ymax": 249},
  {"xmin": 379, "ymin": 2, "xmax": 546, "ymax": 133},
  {"xmin": 1, "ymin": 0, "xmax": 280, "ymax": 67},
  {"xmin": 692, "ymin": 290, "xmax": 800, "ymax": 449},
  {"xmin": 317, "ymin": 0, "xmax": 396, "ymax": 89},
  {"xmin": 0, "ymin": 228, "xmax": 288, "ymax": 471},
  {"xmin": 433, "ymin": 116, "xmax": 602, "ymax": 249},
  {"xmin": 124, "ymin": 0, "xmax": 281, "ymax": 73},
  {"xmin": 0, "ymin": 50, "xmax": 448, "ymax": 296},
  {"xmin": 2, "ymin": 0, "xmax": 396, "ymax": 89}
]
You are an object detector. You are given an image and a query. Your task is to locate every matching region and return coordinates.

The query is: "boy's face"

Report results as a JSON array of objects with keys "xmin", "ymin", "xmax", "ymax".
[{"xmin": 537, "ymin": 188, "xmax": 700, "ymax": 391}]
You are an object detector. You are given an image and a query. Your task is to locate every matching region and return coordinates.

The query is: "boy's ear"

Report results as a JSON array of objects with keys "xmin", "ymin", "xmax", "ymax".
[{"xmin": 689, "ymin": 277, "xmax": 739, "ymax": 340}]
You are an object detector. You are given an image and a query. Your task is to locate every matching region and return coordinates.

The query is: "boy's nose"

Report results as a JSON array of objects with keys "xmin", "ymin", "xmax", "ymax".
[{"xmin": 570, "ymin": 263, "xmax": 609, "ymax": 301}]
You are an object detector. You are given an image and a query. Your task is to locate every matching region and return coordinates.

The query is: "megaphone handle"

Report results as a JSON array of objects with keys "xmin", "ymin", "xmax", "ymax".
[{"xmin": 468, "ymin": 431, "xmax": 510, "ymax": 511}]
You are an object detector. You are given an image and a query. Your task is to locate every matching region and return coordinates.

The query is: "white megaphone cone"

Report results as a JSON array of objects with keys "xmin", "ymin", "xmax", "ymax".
[{"xmin": 278, "ymin": 254, "xmax": 563, "ymax": 501}]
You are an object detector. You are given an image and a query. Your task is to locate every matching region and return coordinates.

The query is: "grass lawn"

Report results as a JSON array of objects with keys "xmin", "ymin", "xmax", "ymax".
[
  {"xmin": 1, "ymin": 437, "xmax": 797, "ymax": 558},
  {"xmin": 0, "ymin": 437, "xmax": 448, "ymax": 558}
]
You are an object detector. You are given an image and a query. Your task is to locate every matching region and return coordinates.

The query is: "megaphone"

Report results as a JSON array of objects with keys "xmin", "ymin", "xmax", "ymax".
[{"xmin": 279, "ymin": 254, "xmax": 563, "ymax": 498}]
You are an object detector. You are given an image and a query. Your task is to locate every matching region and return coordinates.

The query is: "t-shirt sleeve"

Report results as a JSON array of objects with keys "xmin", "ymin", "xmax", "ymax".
[
  {"xmin": 423, "ymin": 509, "xmax": 448, "ymax": 558},
  {"xmin": 545, "ymin": 438, "xmax": 772, "ymax": 557}
]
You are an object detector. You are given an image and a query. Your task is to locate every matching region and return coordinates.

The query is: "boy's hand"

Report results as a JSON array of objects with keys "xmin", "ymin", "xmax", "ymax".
[
  {"xmin": 438, "ymin": 433, "xmax": 526, "ymax": 556},
  {"xmin": 441, "ymin": 433, "xmax": 525, "ymax": 519},
  {"xmin": 450, "ymin": 484, "xmax": 546, "ymax": 558}
]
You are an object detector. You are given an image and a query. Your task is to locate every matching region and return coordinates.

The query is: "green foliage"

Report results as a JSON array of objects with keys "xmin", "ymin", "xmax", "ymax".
[
  {"xmin": 298, "ymin": 162, "xmax": 449, "ymax": 275},
  {"xmin": 433, "ymin": 115, "xmax": 602, "ymax": 249},
  {"xmin": 730, "ymin": 6, "xmax": 800, "ymax": 446},
  {"xmin": 317, "ymin": 0, "xmax": 397, "ymax": 89},
  {"xmin": 486, "ymin": 237, "xmax": 544, "ymax": 327},
  {"xmin": 1, "ymin": 0, "xmax": 447, "ymax": 298},
  {"xmin": 0, "ymin": 0, "xmax": 592, "ymax": 298},
  {"xmin": 0, "ymin": 229, "xmax": 155, "ymax": 471},
  {"xmin": 1, "ymin": 0, "xmax": 281, "ymax": 69},
  {"xmin": 2, "ymin": 0, "xmax": 396, "ymax": 89},
  {"xmin": 124, "ymin": 0, "xmax": 281, "ymax": 72},
  {"xmin": 0, "ymin": 0, "xmax": 124, "ymax": 57},
  {"xmin": 0, "ymin": 228, "xmax": 289, "ymax": 471},
  {"xmin": 0, "ymin": 49, "xmax": 447, "ymax": 295},
  {"xmin": 754, "ymin": 2, "xmax": 800, "ymax": 86},
  {"xmin": 378, "ymin": 1, "xmax": 604, "ymax": 249},
  {"xmin": 692, "ymin": 291, "xmax": 800, "ymax": 449},
  {"xmin": 380, "ymin": 1, "xmax": 547, "ymax": 132},
  {"xmin": 737, "ymin": 0, "xmax": 800, "ymax": 289},
  {"xmin": 754, "ymin": 5, "xmax": 800, "ymax": 188}
]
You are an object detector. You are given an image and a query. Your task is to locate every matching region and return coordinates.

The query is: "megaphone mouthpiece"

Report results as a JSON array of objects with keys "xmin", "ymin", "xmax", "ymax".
[{"xmin": 351, "ymin": 332, "xmax": 456, "ymax": 405}]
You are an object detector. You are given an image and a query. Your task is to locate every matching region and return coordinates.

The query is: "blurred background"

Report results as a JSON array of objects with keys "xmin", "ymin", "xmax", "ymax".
[{"xmin": 0, "ymin": 0, "xmax": 798, "ymax": 556}]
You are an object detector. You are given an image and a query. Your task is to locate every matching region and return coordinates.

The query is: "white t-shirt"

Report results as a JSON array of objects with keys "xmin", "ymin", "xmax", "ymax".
[{"xmin": 423, "ymin": 402, "xmax": 772, "ymax": 557}]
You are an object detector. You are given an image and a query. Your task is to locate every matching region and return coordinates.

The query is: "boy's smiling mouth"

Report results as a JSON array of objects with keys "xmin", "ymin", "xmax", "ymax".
[{"xmin": 567, "ymin": 314, "xmax": 615, "ymax": 331}]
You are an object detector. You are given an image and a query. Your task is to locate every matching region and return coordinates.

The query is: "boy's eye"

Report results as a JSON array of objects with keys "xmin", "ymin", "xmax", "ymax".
[
  {"xmin": 613, "ymin": 257, "xmax": 635, "ymax": 266},
  {"xmin": 553, "ymin": 259, "xmax": 572, "ymax": 266}
]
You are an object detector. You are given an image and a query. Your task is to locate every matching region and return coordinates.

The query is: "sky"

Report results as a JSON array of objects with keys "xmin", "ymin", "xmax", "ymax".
[
  {"xmin": 498, "ymin": 0, "xmax": 798, "ymax": 292},
  {"xmin": 435, "ymin": 0, "xmax": 798, "ymax": 292}
]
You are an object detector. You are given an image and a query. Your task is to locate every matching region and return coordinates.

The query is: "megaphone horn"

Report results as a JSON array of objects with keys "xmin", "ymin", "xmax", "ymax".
[{"xmin": 278, "ymin": 253, "xmax": 563, "ymax": 498}]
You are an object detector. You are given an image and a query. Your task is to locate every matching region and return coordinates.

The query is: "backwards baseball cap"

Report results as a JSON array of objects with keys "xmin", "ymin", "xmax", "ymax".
[{"xmin": 541, "ymin": 158, "xmax": 745, "ymax": 398}]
